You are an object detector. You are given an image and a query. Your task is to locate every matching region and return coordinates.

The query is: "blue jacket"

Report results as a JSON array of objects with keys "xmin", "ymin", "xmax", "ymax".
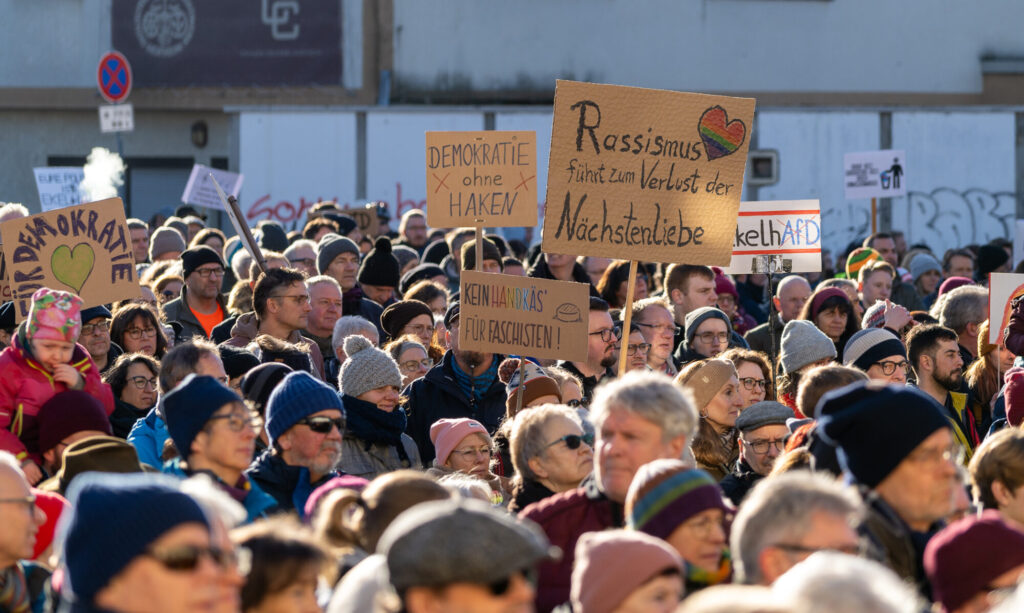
[
  {"xmin": 245, "ymin": 449, "xmax": 340, "ymax": 518},
  {"xmin": 162, "ymin": 458, "xmax": 276, "ymax": 524},
  {"xmin": 126, "ymin": 407, "xmax": 168, "ymax": 469}
]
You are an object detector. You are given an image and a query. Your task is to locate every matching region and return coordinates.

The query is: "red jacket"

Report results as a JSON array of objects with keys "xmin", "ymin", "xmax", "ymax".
[
  {"xmin": 0, "ymin": 333, "xmax": 114, "ymax": 462},
  {"xmin": 518, "ymin": 477, "xmax": 623, "ymax": 613}
]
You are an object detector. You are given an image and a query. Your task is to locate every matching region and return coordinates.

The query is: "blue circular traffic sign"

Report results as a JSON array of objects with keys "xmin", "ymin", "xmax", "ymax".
[{"xmin": 97, "ymin": 51, "xmax": 132, "ymax": 104}]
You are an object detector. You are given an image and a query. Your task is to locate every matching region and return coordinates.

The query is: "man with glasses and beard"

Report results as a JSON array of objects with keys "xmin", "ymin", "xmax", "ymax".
[
  {"xmin": 558, "ymin": 297, "xmax": 619, "ymax": 405},
  {"xmin": 163, "ymin": 246, "xmax": 229, "ymax": 342},
  {"xmin": 246, "ymin": 371, "xmax": 346, "ymax": 515},
  {"xmin": 907, "ymin": 324, "xmax": 979, "ymax": 460},
  {"xmin": 403, "ymin": 302, "xmax": 506, "ymax": 466}
]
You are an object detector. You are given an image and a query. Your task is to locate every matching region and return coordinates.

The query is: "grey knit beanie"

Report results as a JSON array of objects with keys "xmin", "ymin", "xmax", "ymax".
[
  {"xmin": 779, "ymin": 319, "xmax": 837, "ymax": 374},
  {"xmin": 909, "ymin": 253, "xmax": 941, "ymax": 282},
  {"xmin": 339, "ymin": 334, "xmax": 404, "ymax": 397},
  {"xmin": 683, "ymin": 306, "xmax": 732, "ymax": 349},
  {"xmin": 148, "ymin": 226, "xmax": 186, "ymax": 261},
  {"xmin": 316, "ymin": 233, "xmax": 361, "ymax": 275}
]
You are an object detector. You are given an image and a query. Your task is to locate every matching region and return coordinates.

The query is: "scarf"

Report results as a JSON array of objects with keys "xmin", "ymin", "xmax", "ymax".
[
  {"xmin": 451, "ymin": 357, "xmax": 498, "ymax": 404},
  {"xmin": 0, "ymin": 564, "xmax": 30, "ymax": 613},
  {"xmin": 342, "ymin": 395, "xmax": 411, "ymax": 465},
  {"xmin": 342, "ymin": 286, "xmax": 366, "ymax": 314},
  {"xmin": 684, "ymin": 549, "xmax": 732, "ymax": 592}
]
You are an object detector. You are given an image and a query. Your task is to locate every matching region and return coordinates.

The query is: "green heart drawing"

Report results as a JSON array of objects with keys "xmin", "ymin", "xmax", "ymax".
[{"xmin": 51, "ymin": 243, "xmax": 95, "ymax": 294}]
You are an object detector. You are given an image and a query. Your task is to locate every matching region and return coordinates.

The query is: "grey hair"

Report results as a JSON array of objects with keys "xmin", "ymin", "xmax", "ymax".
[
  {"xmin": 731, "ymin": 471, "xmax": 860, "ymax": 585},
  {"xmin": 180, "ymin": 474, "xmax": 246, "ymax": 529},
  {"xmin": 590, "ymin": 370, "xmax": 697, "ymax": 443},
  {"xmin": 675, "ymin": 585, "xmax": 786, "ymax": 613},
  {"xmin": 630, "ymin": 296, "xmax": 672, "ymax": 321},
  {"xmin": 283, "ymin": 238, "xmax": 317, "ymax": 259},
  {"xmin": 333, "ymin": 316, "xmax": 379, "ymax": 354},
  {"xmin": 158, "ymin": 338, "xmax": 220, "ymax": 393},
  {"xmin": 126, "ymin": 218, "xmax": 148, "ymax": 231},
  {"xmin": 306, "ymin": 274, "xmax": 342, "ymax": 293},
  {"xmin": 935, "ymin": 285, "xmax": 987, "ymax": 334},
  {"xmin": 231, "ymin": 249, "xmax": 253, "ymax": 282},
  {"xmin": 0, "ymin": 203, "xmax": 29, "ymax": 222},
  {"xmin": 0, "ymin": 451, "xmax": 25, "ymax": 478},
  {"xmin": 509, "ymin": 405, "xmax": 583, "ymax": 483},
  {"xmin": 772, "ymin": 552, "xmax": 921, "ymax": 613},
  {"xmin": 436, "ymin": 472, "xmax": 491, "ymax": 502}
]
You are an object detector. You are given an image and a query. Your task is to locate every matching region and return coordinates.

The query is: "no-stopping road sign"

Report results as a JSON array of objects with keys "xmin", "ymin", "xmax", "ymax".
[{"xmin": 97, "ymin": 51, "xmax": 133, "ymax": 104}]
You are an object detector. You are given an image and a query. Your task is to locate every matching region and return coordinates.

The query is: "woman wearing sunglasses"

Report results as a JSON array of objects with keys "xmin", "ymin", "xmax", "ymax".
[
  {"xmin": 428, "ymin": 417, "xmax": 510, "ymax": 505},
  {"xmin": 337, "ymin": 335, "xmax": 421, "ymax": 480},
  {"xmin": 507, "ymin": 405, "xmax": 594, "ymax": 513},
  {"xmin": 110, "ymin": 302, "xmax": 168, "ymax": 359},
  {"xmin": 104, "ymin": 353, "xmax": 161, "ymax": 439}
]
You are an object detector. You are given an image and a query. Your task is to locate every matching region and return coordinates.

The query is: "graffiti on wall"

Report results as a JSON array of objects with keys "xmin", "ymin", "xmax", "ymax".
[{"xmin": 902, "ymin": 188, "xmax": 1016, "ymax": 252}]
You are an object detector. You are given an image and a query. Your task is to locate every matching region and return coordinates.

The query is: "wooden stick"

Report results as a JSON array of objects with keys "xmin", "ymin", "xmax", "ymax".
[
  {"xmin": 210, "ymin": 174, "xmax": 267, "ymax": 273},
  {"xmin": 513, "ymin": 356, "xmax": 527, "ymax": 418},
  {"xmin": 871, "ymin": 197, "xmax": 877, "ymax": 235},
  {"xmin": 617, "ymin": 260, "xmax": 640, "ymax": 376},
  {"xmin": 474, "ymin": 222, "xmax": 484, "ymax": 271}
]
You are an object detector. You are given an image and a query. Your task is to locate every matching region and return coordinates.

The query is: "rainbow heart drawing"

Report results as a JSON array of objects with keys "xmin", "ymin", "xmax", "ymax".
[{"xmin": 698, "ymin": 106, "xmax": 747, "ymax": 161}]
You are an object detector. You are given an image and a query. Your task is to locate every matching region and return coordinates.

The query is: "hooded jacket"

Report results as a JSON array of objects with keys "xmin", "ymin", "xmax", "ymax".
[
  {"xmin": 222, "ymin": 312, "xmax": 326, "ymax": 380},
  {"xmin": 161, "ymin": 285, "xmax": 228, "ymax": 342},
  {"xmin": 245, "ymin": 448, "xmax": 341, "ymax": 515}
]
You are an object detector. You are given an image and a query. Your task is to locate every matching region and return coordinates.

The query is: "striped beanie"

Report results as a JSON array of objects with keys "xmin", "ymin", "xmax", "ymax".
[
  {"xmin": 625, "ymin": 459, "xmax": 731, "ymax": 540},
  {"xmin": 842, "ymin": 328, "xmax": 906, "ymax": 371},
  {"xmin": 846, "ymin": 247, "xmax": 882, "ymax": 279}
]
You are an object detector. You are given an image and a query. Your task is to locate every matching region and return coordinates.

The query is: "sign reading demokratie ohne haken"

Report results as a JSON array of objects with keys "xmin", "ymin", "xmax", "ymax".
[
  {"xmin": 0, "ymin": 198, "xmax": 139, "ymax": 321},
  {"xmin": 543, "ymin": 80, "xmax": 756, "ymax": 265},
  {"xmin": 425, "ymin": 131, "xmax": 537, "ymax": 227},
  {"xmin": 459, "ymin": 271, "xmax": 589, "ymax": 363}
]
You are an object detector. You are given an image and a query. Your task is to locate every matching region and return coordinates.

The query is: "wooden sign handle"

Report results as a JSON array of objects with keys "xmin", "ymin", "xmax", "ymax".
[
  {"xmin": 617, "ymin": 260, "xmax": 640, "ymax": 376},
  {"xmin": 871, "ymin": 197, "xmax": 878, "ymax": 235},
  {"xmin": 474, "ymin": 221, "xmax": 484, "ymax": 271}
]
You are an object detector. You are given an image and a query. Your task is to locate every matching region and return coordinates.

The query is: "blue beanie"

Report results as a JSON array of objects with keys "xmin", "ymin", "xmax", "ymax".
[
  {"xmin": 164, "ymin": 374, "xmax": 243, "ymax": 459},
  {"xmin": 63, "ymin": 473, "xmax": 210, "ymax": 603},
  {"xmin": 266, "ymin": 371, "xmax": 345, "ymax": 446}
]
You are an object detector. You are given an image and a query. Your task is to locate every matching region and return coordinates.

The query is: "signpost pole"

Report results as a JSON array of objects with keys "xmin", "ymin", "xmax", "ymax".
[
  {"xmin": 871, "ymin": 197, "xmax": 878, "ymax": 235},
  {"xmin": 616, "ymin": 260, "xmax": 640, "ymax": 376}
]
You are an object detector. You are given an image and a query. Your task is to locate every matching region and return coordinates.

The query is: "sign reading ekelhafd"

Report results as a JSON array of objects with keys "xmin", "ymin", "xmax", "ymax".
[
  {"xmin": 0, "ymin": 198, "xmax": 140, "ymax": 321},
  {"xmin": 425, "ymin": 131, "xmax": 537, "ymax": 227},
  {"xmin": 722, "ymin": 200, "xmax": 822, "ymax": 275},
  {"xmin": 459, "ymin": 271, "xmax": 590, "ymax": 362},
  {"xmin": 543, "ymin": 80, "xmax": 756, "ymax": 265}
]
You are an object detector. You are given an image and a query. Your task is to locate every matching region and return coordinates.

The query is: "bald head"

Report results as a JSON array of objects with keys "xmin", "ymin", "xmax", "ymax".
[{"xmin": 775, "ymin": 275, "xmax": 812, "ymax": 322}]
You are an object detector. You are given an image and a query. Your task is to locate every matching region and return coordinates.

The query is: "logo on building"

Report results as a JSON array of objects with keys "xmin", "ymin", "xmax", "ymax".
[
  {"xmin": 134, "ymin": 0, "xmax": 195, "ymax": 57},
  {"xmin": 261, "ymin": 0, "xmax": 300, "ymax": 41}
]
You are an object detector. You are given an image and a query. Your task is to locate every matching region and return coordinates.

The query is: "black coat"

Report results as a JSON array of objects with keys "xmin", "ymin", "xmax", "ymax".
[
  {"xmin": 719, "ymin": 459, "xmax": 762, "ymax": 506},
  {"xmin": 509, "ymin": 478, "xmax": 557, "ymax": 514},
  {"xmin": 109, "ymin": 398, "xmax": 150, "ymax": 440},
  {"xmin": 402, "ymin": 351, "xmax": 506, "ymax": 466},
  {"xmin": 527, "ymin": 258, "xmax": 600, "ymax": 297},
  {"xmin": 244, "ymin": 449, "xmax": 339, "ymax": 513}
]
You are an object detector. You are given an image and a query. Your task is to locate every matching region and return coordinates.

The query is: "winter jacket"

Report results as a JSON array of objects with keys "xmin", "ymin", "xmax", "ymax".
[
  {"xmin": 555, "ymin": 361, "xmax": 612, "ymax": 407},
  {"xmin": 859, "ymin": 488, "xmax": 940, "ymax": 598},
  {"xmin": 343, "ymin": 287, "xmax": 386, "ymax": 341},
  {"xmin": 1005, "ymin": 295, "xmax": 1024, "ymax": 356},
  {"xmin": 163, "ymin": 458, "xmax": 276, "ymax": 523},
  {"xmin": 339, "ymin": 394, "xmax": 421, "ymax": 479},
  {"xmin": 673, "ymin": 330, "xmax": 748, "ymax": 369},
  {"xmin": 744, "ymin": 314, "xmax": 785, "ymax": 363},
  {"xmin": 97, "ymin": 342, "xmax": 123, "ymax": 375},
  {"xmin": 890, "ymin": 278, "xmax": 925, "ymax": 312},
  {"xmin": 245, "ymin": 448, "xmax": 341, "ymax": 515},
  {"xmin": 0, "ymin": 331, "xmax": 114, "ymax": 462},
  {"xmin": 161, "ymin": 285, "xmax": 229, "ymax": 342},
  {"xmin": 526, "ymin": 258, "xmax": 600, "ymax": 297},
  {"xmin": 519, "ymin": 475, "xmax": 623, "ymax": 613},
  {"xmin": 109, "ymin": 398, "xmax": 151, "ymax": 440},
  {"xmin": 211, "ymin": 314, "xmax": 239, "ymax": 345},
  {"xmin": 508, "ymin": 478, "xmax": 557, "ymax": 514},
  {"xmin": 222, "ymin": 312, "xmax": 326, "ymax": 380},
  {"xmin": 719, "ymin": 458, "xmax": 763, "ymax": 506},
  {"xmin": 126, "ymin": 407, "xmax": 168, "ymax": 469},
  {"xmin": 402, "ymin": 351, "xmax": 506, "ymax": 465}
]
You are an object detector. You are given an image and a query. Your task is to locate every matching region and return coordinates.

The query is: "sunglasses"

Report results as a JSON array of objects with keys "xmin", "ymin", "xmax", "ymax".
[
  {"xmin": 565, "ymin": 399, "xmax": 583, "ymax": 408},
  {"xmin": 545, "ymin": 433, "xmax": 594, "ymax": 450},
  {"xmin": 297, "ymin": 416, "xmax": 346, "ymax": 434},
  {"xmin": 144, "ymin": 545, "xmax": 233, "ymax": 572},
  {"xmin": 487, "ymin": 568, "xmax": 537, "ymax": 596}
]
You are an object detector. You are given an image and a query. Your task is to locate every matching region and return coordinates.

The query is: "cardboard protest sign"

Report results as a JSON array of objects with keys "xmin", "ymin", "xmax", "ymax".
[
  {"xmin": 988, "ymin": 273, "xmax": 1024, "ymax": 344},
  {"xmin": 0, "ymin": 198, "xmax": 139, "ymax": 320},
  {"xmin": 181, "ymin": 164, "xmax": 244, "ymax": 211},
  {"xmin": 459, "ymin": 270, "xmax": 589, "ymax": 362},
  {"xmin": 426, "ymin": 131, "xmax": 537, "ymax": 227},
  {"xmin": 542, "ymin": 80, "xmax": 755, "ymax": 265},
  {"xmin": 722, "ymin": 200, "xmax": 821, "ymax": 275},
  {"xmin": 345, "ymin": 207, "xmax": 381, "ymax": 238},
  {"xmin": 0, "ymin": 255, "xmax": 11, "ymax": 303},
  {"xmin": 33, "ymin": 167, "xmax": 86, "ymax": 212},
  {"xmin": 843, "ymin": 149, "xmax": 907, "ymax": 200}
]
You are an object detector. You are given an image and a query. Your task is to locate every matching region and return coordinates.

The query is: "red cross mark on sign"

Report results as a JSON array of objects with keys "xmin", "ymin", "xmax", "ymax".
[
  {"xmin": 97, "ymin": 51, "xmax": 133, "ymax": 104},
  {"xmin": 432, "ymin": 172, "xmax": 451, "ymax": 194},
  {"xmin": 514, "ymin": 171, "xmax": 535, "ymax": 193}
]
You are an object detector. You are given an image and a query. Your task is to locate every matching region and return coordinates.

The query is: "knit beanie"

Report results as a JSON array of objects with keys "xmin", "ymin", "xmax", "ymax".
[
  {"xmin": 807, "ymin": 288, "xmax": 850, "ymax": 321},
  {"xmin": 779, "ymin": 320, "xmax": 837, "ymax": 375},
  {"xmin": 734, "ymin": 401, "xmax": 794, "ymax": 434},
  {"xmin": 181, "ymin": 215, "xmax": 205, "ymax": 230},
  {"xmin": 683, "ymin": 306, "xmax": 732, "ymax": 349},
  {"xmin": 338, "ymin": 335, "xmax": 403, "ymax": 398},
  {"xmin": 677, "ymin": 359, "xmax": 736, "ymax": 411},
  {"xmin": 422, "ymin": 239, "xmax": 450, "ymax": 265},
  {"xmin": 37, "ymin": 391, "xmax": 112, "ymax": 454},
  {"xmin": 27, "ymin": 288, "xmax": 82, "ymax": 343},
  {"xmin": 925, "ymin": 510, "xmax": 1024, "ymax": 613},
  {"xmin": 498, "ymin": 358, "xmax": 562, "ymax": 413},
  {"xmin": 63, "ymin": 473, "xmax": 210, "ymax": 604},
  {"xmin": 842, "ymin": 328, "xmax": 906, "ymax": 371},
  {"xmin": 316, "ymin": 233, "xmax": 360, "ymax": 275},
  {"xmin": 303, "ymin": 474, "xmax": 371, "ymax": 521},
  {"xmin": 714, "ymin": 272, "xmax": 739, "ymax": 299},
  {"xmin": 218, "ymin": 344, "xmax": 260, "ymax": 380},
  {"xmin": 257, "ymin": 220, "xmax": 289, "ymax": 253},
  {"xmin": 572, "ymin": 530, "xmax": 683, "ymax": 613},
  {"xmin": 180, "ymin": 245, "xmax": 225, "ymax": 280},
  {"xmin": 938, "ymin": 277, "xmax": 973, "ymax": 298},
  {"xmin": 240, "ymin": 362, "xmax": 293, "ymax": 416},
  {"xmin": 32, "ymin": 489, "xmax": 70, "ymax": 560},
  {"xmin": 358, "ymin": 237, "xmax": 401, "ymax": 288},
  {"xmin": 977, "ymin": 320, "xmax": 996, "ymax": 360},
  {"xmin": 164, "ymin": 217, "xmax": 188, "ymax": 239},
  {"xmin": 266, "ymin": 371, "xmax": 345, "ymax": 446},
  {"xmin": 910, "ymin": 253, "xmax": 941, "ymax": 283},
  {"xmin": 79, "ymin": 305, "xmax": 111, "ymax": 324},
  {"xmin": 625, "ymin": 459, "xmax": 730, "ymax": 540},
  {"xmin": 976, "ymin": 244, "xmax": 1009, "ymax": 280},
  {"xmin": 400, "ymin": 263, "xmax": 447, "ymax": 296},
  {"xmin": 846, "ymin": 247, "xmax": 882, "ymax": 279},
  {"xmin": 380, "ymin": 300, "xmax": 434, "ymax": 342},
  {"xmin": 163, "ymin": 374, "xmax": 243, "ymax": 459},
  {"xmin": 860, "ymin": 300, "xmax": 887, "ymax": 329},
  {"xmin": 1004, "ymin": 367, "xmax": 1024, "ymax": 427},
  {"xmin": 393, "ymin": 244, "xmax": 419, "ymax": 270},
  {"xmin": 818, "ymin": 382, "xmax": 950, "ymax": 488},
  {"xmin": 460, "ymin": 238, "xmax": 502, "ymax": 272},
  {"xmin": 148, "ymin": 226, "xmax": 186, "ymax": 261},
  {"xmin": 429, "ymin": 418, "xmax": 491, "ymax": 465}
]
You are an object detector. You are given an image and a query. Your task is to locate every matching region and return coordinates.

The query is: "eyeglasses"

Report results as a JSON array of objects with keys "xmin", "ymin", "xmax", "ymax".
[
  {"xmin": 271, "ymin": 294, "xmax": 310, "ymax": 306},
  {"xmin": 589, "ymin": 326, "xmax": 622, "ymax": 342},
  {"xmin": 487, "ymin": 568, "xmax": 537, "ymax": 596},
  {"xmin": 0, "ymin": 494, "xmax": 35, "ymax": 510},
  {"xmin": 738, "ymin": 377, "xmax": 767, "ymax": 391},
  {"xmin": 772, "ymin": 542, "xmax": 860, "ymax": 556},
  {"xmin": 194, "ymin": 267, "xmax": 225, "ymax": 279},
  {"xmin": 565, "ymin": 399, "xmax": 583, "ymax": 408},
  {"xmin": 635, "ymin": 321, "xmax": 681, "ymax": 336},
  {"xmin": 128, "ymin": 375, "xmax": 157, "ymax": 390},
  {"xmin": 403, "ymin": 323, "xmax": 433, "ymax": 336},
  {"xmin": 297, "ymin": 416, "xmax": 345, "ymax": 434},
  {"xmin": 208, "ymin": 412, "xmax": 260, "ymax": 433},
  {"xmin": 400, "ymin": 358, "xmax": 432, "ymax": 372},
  {"xmin": 681, "ymin": 514, "xmax": 726, "ymax": 540},
  {"xmin": 161, "ymin": 289, "xmax": 177, "ymax": 299},
  {"xmin": 125, "ymin": 326, "xmax": 158, "ymax": 340},
  {"xmin": 742, "ymin": 437, "xmax": 786, "ymax": 454},
  {"xmin": 81, "ymin": 320, "xmax": 110, "ymax": 336},
  {"xmin": 288, "ymin": 257, "xmax": 316, "ymax": 268},
  {"xmin": 907, "ymin": 444, "xmax": 965, "ymax": 467},
  {"xmin": 545, "ymin": 433, "xmax": 595, "ymax": 450},
  {"xmin": 695, "ymin": 331, "xmax": 730, "ymax": 344},
  {"xmin": 144, "ymin": 544, "xmax": 234, "ymax": 572},
  {"xmin": 623, "ymin": 342, "xmax": 651, "ymax": 356},
  {"xmin": 451, "ymin": 446, "xmax": 493, "ymax": 460},
  {"xmin": 872, "ymin": 360, "xmax": 910, "ymax": 376}
]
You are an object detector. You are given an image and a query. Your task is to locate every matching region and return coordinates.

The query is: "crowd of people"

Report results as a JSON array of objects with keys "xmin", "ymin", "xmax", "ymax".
[{"xmin": 0, "ymin": 198, "xmax": 1022, "ymax": 612}]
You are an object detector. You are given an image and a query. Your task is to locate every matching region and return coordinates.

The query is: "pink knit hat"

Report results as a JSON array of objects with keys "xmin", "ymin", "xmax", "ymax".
[
  {"xmin": 1004, "ymin": 367, "xmax": 1024, "ymax": 427},
  {"xmin": 430, "ymin": 418, "xmax": 490, "ymax": 465},
  {"xmin": 572, "ymin": 529, "xmax": 682, "ymax": 613},
  {"xmin": 27, "ymin": 288, "xmax": 83, "ymax": 342}
]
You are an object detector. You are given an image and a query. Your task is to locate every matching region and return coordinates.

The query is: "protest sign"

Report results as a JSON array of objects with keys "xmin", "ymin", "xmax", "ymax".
[
  {"xmin": 0, "ymin": 255, "xmax": 11, "ymax": 303},
  {"xmin": 0, "ymin": 198, "xmax": 139, "ymax": 320},
  {"xmin": 425, "ymin": 131, "xmax": 537, "ymax": 227},
  {"xmin": 843, "ymin": 149, "xmax": 907, "ymax": 200},
  {"xmin": 988, "ymin": 273, "xmax": 1024, "ymax": 344},
  {"xmin": 459, "ymin": 270, "xmax": 589, "ymax": 362},
  {"xmin": 33, "ymin": 167, "xmax": 86, "ymax": 212},
  {"xmin": 1014, "ymin": 220, "xmax": 1024, "ymax": 270},
  {"xmin": 345, "ymin": 206, "xmax": 381, "ymax": 238},
  {"xmin": 542, "ymin": 80, "xmax": 755, "ymax": 265},
  {"xmin": 722, "ymin": 200, "xmax": 822, "ymax": 275},
  {"xmin": 182, "ymin": 165, "xmax": 244, "ymax": 211}
]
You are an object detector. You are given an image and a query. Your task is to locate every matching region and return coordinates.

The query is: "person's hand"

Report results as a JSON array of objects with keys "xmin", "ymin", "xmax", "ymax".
[
  {"xmin": 21, "ymin": 459, "xmax": 42, "ymax": 485},
  {"xmin": 883, "ymin": 299, "xmax": 912, "ymax": 331},
  {"xmin": 52, "ymin": 364, "xmax": 83, "ymax": 389}
]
